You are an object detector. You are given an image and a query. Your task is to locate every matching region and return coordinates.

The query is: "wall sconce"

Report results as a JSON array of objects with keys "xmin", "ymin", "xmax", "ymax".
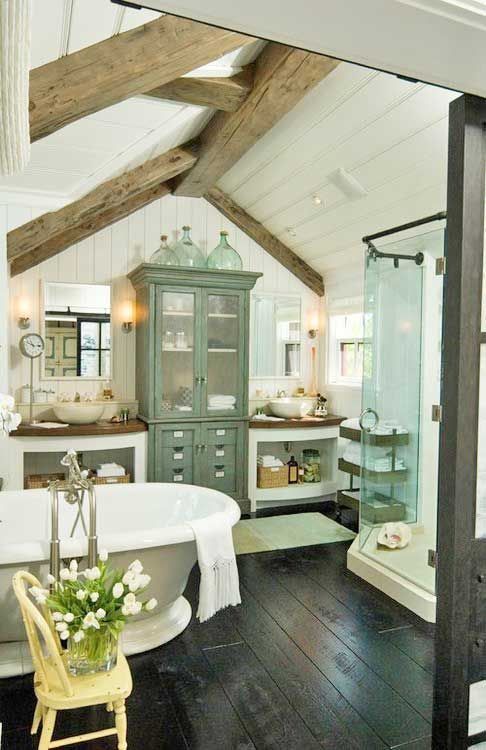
[
  {"xmin": 121, "ymin": 300, "xmax": 134, "ymax": 333},
  {"xmin": 17, "ymin": 296, "xmax": 30, "ymax": 329},
  {"xmin": 308, "ymin": 310, "xmax": 319, "ymax": 339}
]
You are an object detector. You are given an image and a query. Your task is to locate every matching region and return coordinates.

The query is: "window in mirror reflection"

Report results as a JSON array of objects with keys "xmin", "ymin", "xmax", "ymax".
[
  {"xmin": 43, "ymin": 283, "xmax": 111, "ymax": 378},
  {"xmin": 251, "ymin": 294, "xmax": 301, "ymax": 377}
]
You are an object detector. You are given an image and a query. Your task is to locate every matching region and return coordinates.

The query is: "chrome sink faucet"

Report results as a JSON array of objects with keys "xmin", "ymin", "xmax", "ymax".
[{"xmin": 277, "ymin": 389, "xmax": 287, "ymax": 398}]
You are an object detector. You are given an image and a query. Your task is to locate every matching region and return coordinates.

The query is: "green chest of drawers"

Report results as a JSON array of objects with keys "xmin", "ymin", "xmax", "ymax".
[{"xmin": 128, "ymin": 264, "xmax": 261, "ymax": 502}]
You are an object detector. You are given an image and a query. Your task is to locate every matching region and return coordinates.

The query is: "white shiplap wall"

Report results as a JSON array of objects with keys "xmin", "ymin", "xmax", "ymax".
[{"xmin": 5, "ymin": 195, "xmax": 321, "ymax": 403}]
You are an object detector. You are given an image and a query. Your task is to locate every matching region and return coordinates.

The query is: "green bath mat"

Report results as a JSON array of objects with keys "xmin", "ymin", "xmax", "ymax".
[{"xmin": 233, "ymin": 512, "xmax": 356, "ymax": 555}]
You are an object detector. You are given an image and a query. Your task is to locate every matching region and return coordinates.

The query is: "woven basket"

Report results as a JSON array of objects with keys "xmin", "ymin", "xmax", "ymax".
[
  {"xmin": 25, "ymin": 472, "xmax": 65, "ymax": 490},
  {"xmin": 92, "ymin": 474, "xmax": 130, "ymax": 485},
  {"xmin": 257, "ymin": 466, "xmax": 288, "ymax": 489}
]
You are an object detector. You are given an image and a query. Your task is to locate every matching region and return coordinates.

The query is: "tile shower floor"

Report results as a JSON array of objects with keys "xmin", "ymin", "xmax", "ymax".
[
  {"xmin": 0, "ymin": 540, "xmax": 434, "ymax": 750},
  {"xmin": 361, "ymin": 526, "xmax": 436, "ymax": 594}
]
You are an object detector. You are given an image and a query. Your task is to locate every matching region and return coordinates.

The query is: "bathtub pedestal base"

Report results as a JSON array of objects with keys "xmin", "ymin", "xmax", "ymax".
[
  {"xmin": 121, "ymin": 595, "xmax": 192, "ymax": 656},
  {"xmin": 0, "ymin": 596, "xmax": 192, "ymax": 678}
]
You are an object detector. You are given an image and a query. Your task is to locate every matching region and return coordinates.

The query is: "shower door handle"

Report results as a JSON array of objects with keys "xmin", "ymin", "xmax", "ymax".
[{"xmin": 359, "ymin": 408, "xmax": 379, "ymax": 433}]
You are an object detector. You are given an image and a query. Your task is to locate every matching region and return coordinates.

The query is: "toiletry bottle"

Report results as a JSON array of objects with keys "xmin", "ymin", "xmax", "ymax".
[{"xmin": 288, "ymin": 455, "xmax": 298, "ymax": 484}]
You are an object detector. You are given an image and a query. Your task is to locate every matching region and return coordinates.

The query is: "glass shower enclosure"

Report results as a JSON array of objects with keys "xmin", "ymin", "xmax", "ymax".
[{"xmin": 358, "ymin": 227, "xmax": 444, "ymax": 596}]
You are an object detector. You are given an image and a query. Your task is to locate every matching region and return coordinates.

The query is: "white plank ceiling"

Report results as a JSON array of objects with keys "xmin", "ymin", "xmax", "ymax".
[
  {"xmin": 219, "ymin": 63, "xmax": 456, "ymax": 272},
  {"xmin": 0, "ymin": 0, "xmax": 263, "ymax": 202},
  {"xmin": 0, "ymin": 0, "xmax": 457, "ymax": 275}
]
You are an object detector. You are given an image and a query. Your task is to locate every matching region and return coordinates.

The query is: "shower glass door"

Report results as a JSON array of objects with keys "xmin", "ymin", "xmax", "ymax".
[{"xmin": 358, "ymin": 228, "xmax": 444, "ymax": 595}]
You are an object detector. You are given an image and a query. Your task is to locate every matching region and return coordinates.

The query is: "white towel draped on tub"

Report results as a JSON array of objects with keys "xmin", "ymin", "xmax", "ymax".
[{"xmin": 187, "ymin": 512, "xmax": 241, "ymax": 622}]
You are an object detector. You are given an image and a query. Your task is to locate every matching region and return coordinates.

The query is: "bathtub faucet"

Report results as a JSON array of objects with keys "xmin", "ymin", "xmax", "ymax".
[{"xmin": 48, "ymin": 449, "xmax": 98, "ymax": 582}]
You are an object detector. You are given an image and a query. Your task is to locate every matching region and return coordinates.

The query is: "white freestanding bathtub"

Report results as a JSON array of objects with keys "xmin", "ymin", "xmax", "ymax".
[{"xmin": 0, "ymin": 482, "xmax": 240, "ymax": 677}]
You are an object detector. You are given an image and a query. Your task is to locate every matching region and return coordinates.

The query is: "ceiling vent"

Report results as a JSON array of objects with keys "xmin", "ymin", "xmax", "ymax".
[{"xmin": 328, "ymin": 168, "xmax": 368, "ymax": 201}]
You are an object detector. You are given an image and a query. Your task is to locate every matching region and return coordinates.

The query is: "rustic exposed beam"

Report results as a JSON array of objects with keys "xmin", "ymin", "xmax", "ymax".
[
  {"xmin": 206, "ymin": 187, "xmax": 324, "ymax": 296},
  {"xmin": 11, "ymin": 183, "xmax": 172, "ymax": 277},
  {"xmin": 173, "ymin": 44, "xmax": 339, "ymax": 198},
  {"xmin": 8, "ymin": 145, "xmax": 198, "ymax": 275},
  {"xmin": 145, "ymin": 67, "xmax": 254, "ymax": 112},
  {"xmin": 29, "ymin": 15, "xmax": 253, "ymax": 142}
]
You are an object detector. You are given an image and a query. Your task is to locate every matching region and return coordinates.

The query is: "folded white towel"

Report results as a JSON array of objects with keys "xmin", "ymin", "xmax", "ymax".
[
  {"xmin": 187, "ymin": 511, "xmax": 241, "ymax": 623},
  {"xmin": 340, "ymin": 416, "xmax": 408, "ymax": 435},
  {"xmin": 251, "ymin": 414, "xmax": 285, "ymax": 421},
  {"xmin": 97, "ymin": 463, "xmax": 125, "ymax": 477},
  {"xmin": 208, "ymin": 394, "xmax": 236, "ymax": 405},
  {"xmin": 257, "ymin": 455, "xmax": 284, "ymax": 467}
]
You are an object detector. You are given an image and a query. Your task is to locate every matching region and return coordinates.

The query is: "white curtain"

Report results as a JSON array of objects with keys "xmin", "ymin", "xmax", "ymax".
[{"xmin": 0, "ymin": 0, "xmax": 31, "ymax": 175}]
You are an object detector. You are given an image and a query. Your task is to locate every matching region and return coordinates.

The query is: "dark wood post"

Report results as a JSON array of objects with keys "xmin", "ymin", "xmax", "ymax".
[{"xmin": 433, "ymin": 94, "xmax": 486, "ymax": 748}]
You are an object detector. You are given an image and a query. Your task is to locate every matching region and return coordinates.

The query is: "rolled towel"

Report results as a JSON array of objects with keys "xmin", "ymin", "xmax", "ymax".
[{"xmin": 187, "ymin": 511, "xmax": 241, "ymax": 623}]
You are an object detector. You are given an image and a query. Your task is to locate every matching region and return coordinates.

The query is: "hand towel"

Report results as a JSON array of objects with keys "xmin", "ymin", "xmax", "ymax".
[{"xmin": 187, "ymin": 512, "xmax": 241, "ymax": 623}]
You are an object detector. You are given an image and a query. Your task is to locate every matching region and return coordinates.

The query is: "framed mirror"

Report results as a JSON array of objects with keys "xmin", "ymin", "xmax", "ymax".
[
  {"xmin": 41, "ymin": 282, "xmax": 111, "ymax": 379},
  {"xmin": 250, "ymin": 294, "xmax": 302, "ymax": 378}
]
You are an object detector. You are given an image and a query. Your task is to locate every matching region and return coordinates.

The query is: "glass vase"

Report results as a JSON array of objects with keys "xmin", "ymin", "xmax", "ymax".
[
  {"xmin": 207, "ymin": 231, "xmax": 242, "ymax": 271},
  {"xmin": 67, "ymin": 630, "xmax": 118, "ymax": 676},
  {"xmin": 150, "ymin": 234, "xmax": 179, "ymax": 265},
  {"xmin": 173, "ymin": 226, "xmax": 206, "ymax": 268}
]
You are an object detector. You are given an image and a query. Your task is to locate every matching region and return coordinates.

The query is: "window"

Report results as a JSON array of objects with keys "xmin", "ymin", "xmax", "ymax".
[
  {"xmin": 328, "ymin": 312, "xmax": 364, "ymax": 385},
  {"xmin": 77, "ymin": 318, "xmax": 111, "ymax": 377}
]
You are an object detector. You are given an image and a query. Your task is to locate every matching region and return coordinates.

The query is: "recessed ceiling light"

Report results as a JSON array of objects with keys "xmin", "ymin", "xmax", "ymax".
[
  {"xmin": 286, "ymin": 227, "xmax": 297, "ymax": 237},
  {"xmin": 312, "ymin": 194, "xmax": 323, "ymax": 206}
]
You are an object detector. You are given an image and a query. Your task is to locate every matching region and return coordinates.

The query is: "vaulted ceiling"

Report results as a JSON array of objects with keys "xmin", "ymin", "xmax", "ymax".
[{"xmin": 0, "ymin": 0, "xmax": 457, "ymax": 278}]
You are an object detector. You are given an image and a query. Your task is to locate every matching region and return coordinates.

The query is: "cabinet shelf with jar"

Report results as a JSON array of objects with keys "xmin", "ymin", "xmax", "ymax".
[{"xmin": 128, "ymin": 264, "xmax": 261, "ymax": 503}]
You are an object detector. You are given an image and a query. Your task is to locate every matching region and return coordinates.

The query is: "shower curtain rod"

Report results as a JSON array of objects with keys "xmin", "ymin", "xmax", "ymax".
[
  {"xmin": 362, "ymin": 211, "xmax": 446, "ymax": 244},
  {"xmin": 363, "ymin": 211, "xmax": 446, "ymax": 267}
]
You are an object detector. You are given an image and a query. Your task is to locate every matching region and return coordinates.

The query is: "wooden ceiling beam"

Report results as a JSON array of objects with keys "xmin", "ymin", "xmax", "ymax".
[
  {"xmin": 29, "ymin": 15, "xmax": 253, "ymax": 142},
  {"xmin": 173, "ymin": 44, "xmax": 340, "ymax": 198},
  {"xmin": 206, "ymin": 187, "xmax": 324, "ymax": 296},
  {"xmin": 8, "ymin": 145, "xmax": 198, "ymax": 275},
  {"xmin": 144, "ymin": 67, "xmax": 254, "ymax": 112}
]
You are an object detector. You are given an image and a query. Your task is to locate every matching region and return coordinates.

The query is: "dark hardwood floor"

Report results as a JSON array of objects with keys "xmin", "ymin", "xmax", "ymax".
[{"xmin": 0, "ymin": 540, "xmax": 434, "ymax": 749}]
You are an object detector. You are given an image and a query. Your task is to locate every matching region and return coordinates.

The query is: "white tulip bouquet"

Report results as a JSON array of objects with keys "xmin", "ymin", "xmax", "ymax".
[{"xmin": 29, "ymin": 551, "xmax": 157, "ymax": 674}]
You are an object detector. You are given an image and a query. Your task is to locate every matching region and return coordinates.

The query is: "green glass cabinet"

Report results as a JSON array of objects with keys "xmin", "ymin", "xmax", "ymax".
[{"xmin": 128, "ymin": 264, "xmax": 261, "ymax": 502}]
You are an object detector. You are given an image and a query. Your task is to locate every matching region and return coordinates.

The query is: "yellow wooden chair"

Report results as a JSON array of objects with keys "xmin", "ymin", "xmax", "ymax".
[{"xmin": 12, "ymin": 571, "xmax": 133, "ymax": 749}]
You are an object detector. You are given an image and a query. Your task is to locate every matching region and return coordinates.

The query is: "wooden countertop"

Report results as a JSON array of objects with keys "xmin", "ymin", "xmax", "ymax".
[
  {"xmin": 249, "ymin": 414, "xmax": 345, "ymax": 429},
  {"xmin": 11, "ymin": 419, "xmax": 148, "ymax": 438}
]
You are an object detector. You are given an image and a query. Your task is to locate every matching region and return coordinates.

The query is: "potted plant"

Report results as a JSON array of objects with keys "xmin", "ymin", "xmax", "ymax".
[{"xmin": 29, "ymin": 551, "xmax": 157, "ymax": 675}]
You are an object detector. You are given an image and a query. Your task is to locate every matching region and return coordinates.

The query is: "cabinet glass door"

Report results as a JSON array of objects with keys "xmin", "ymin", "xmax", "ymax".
[
  {"xmin": 155, "ymin": 289, "xmax": 200, "ymax": 418},
  {"xmin": 203, "ymin": 291, "xmax": 245, "ymax": 416}
]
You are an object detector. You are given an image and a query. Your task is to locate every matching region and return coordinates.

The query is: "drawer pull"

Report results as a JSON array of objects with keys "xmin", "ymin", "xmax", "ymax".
[
  {"xmin": 172, "ymin": 469, "xmax": 183, "ymax": 482},
  {"xmin": 216, "ymin": 429, "xmax": 226, "ymax": 436},
  {"xmin": 173, "ymin": 431, "xmax": 184, "ymax": 438}
]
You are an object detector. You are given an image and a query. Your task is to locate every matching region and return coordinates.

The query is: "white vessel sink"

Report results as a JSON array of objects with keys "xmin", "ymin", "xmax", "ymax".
[
  {"xmin": 269, "ymin": 397, "xmax": 315, "ymax": 419},
  {"xmin": 53, "ymin": 402, "xmax": 106, "ymax": 425}
]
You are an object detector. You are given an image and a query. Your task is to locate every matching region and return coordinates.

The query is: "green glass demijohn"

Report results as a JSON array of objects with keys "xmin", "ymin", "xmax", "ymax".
[
  {"xmin": 173, "ymin": 226, "xmax": 206, "ymax": 268},
  {"xmin": 150, "ymin": 234, "xmax": 179, "ymax": 265},
  {"xmin": 207, "ymin": 231, "xmax": 242, "ymax": 271}
]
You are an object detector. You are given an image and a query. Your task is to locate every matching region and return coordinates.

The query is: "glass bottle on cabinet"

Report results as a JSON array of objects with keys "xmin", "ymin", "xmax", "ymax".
[
  {"xmin": 207, "ymin": 231, "xmax": 243, "ymax": 271},
  {"xmin": 150, "ymin": 235, "xmax": 179, "ymax": 266},
  {"xmin": 173, "ymin": 226, "xmax": 206, "ymax": 268}
]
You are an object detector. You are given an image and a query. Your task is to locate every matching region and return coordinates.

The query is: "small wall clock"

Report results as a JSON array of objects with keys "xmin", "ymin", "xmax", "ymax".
[{"xmin": 19, "ymin": 333, "xmax": 45, "ymax": 359}]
